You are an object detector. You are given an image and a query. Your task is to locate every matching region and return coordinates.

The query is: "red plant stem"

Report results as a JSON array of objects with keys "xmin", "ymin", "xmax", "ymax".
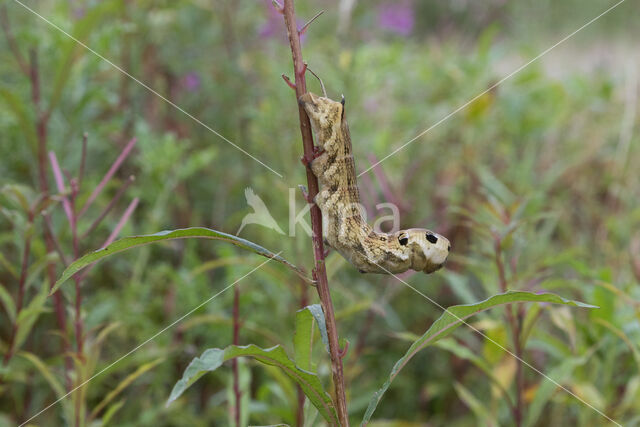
[
  {"xmin": 495, "ymin": 236, "xmax": 523, "ymax": 426},
  {"xmin": 631, "ymin": 237, "xmax": 640, "ymax": 283},
  {"xmin": 50, "ymin": 151, "xmax": 85, "ymax": 356},
  {"xmin": 78, "ymin": 133, "xmax": 88, "ymax": 190},
  {"xmin": 77, "ymin": 197, "xmax": 139, "ymax": 283},
  {"xmin": 231, "ymin": 286, "xmax": 241, "ymax": 427},
  {"xmin": 102, "ymin": 197, "xmax": 139, "ymax": 248},
  {"xmin": 49, "ymin": 151, "xmax": 74, "ymax": 226},
  {"xmin": 81, "ymin": 175, "xmax": 135, "ymax": 239},
  {"xmin": 24, "ymin": 47, "xmax": 71, "ymax": 387},
  {"xmin": 79, "ymin": 137, "xmax": 137, "ymax": 217},
  {"xmin": 43, "ymin": 214, "xmax": 68, "ymax": 266},
  {"xmin": 281, "ymin": 1, "xmax": 349, "ymax": 424}
]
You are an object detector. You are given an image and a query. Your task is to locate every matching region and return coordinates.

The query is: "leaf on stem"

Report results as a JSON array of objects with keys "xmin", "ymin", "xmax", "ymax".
[
  {"xmin": 294, "ymin": 304, "xmax": 329, "ymax": 372},
  {"xmin": 362, "ymin": 291, "xmax": 597, "ymax": 424},
  {"xmin": 167, "ymin": 344, "xmax": 339, "ymax": 425},
  {"xmin": 51, "ymin": 227, "xmax": 312, "ymax": 294}
]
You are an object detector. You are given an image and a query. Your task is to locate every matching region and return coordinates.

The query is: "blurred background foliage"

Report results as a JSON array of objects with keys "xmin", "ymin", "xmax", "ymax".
[{"xmin": 1, "ymin": 0, "xmax": 639, "ymax": 425}]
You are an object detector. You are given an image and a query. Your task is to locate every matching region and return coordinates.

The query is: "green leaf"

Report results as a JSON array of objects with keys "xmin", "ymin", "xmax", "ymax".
[
  {"xmin": 51, "ymin": 227, "xmax": 311, "ymax": 294},
  {"xmin": 47, "ymin": 0, "xmax": 121, "ymax": 113},
  {"xmin": 100, "ymin": 399, "xmax": 125, "ymax": 427},
  {"xmin": 19, "ymin": 351, "xmax": 66, "ymax": 399},
  {"xmin": 296, "ymin": 304, "xmax": 329, "ymax": 360},
  {"xmin": 0, "ymin": 89, "xmax": 38, "ymax": 153},
  {"xmin": 362, "ymin": 291, "xmax": 597, "ymax": 425},
  {"xmin": 453, "ymin": 382, "xmax": 494, "ymax": 424},
  {"xmin": 167, "ymin": 344, "xmax": 338, "ymax": 425},
  {"xmin": 0, "ymin": 251, "xmax": 18, "ymax": 279},
  {"xmin": 14, "ymin": 281, "xmax": 50, "ymax": 351},
  {"xmin": 90, "ymin": 358, "xmax": 163, "ymax": 420},
  {"xmin": 0, "ymin": 282, "xmax": 16, "ymax": 322},
  {"xmin": 435, "ymin": 338, "xmax": 513, "ymax": 404},
  {"xmin": 294, "ymin": 306, "xmax": 315, "ymax": 372}
]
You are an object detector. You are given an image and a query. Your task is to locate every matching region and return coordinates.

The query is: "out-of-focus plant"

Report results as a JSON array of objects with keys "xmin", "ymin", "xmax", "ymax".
[{"xmin": 1, "ymin": 0, "xmax": 639, "ymax": 426}]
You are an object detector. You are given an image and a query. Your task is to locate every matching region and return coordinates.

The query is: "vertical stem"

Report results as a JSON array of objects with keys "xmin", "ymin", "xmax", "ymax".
[
  {"xmin": 71, "ymin": 185, "xmax": 84, "ymax": 358},
  {"xmin": 231, "ymin": 286, "xmax": 241, "ymax": 427},
  {"xmin": 29, "ymin": 47, "xmax": 72, "ymax": 388},
  {"xmin": 495, "ymin": 237, "xmax": 523, "ymax": 426},
  {"xmin": 281, "ymin": 1, "xmax": 349, "ymax": 425}
]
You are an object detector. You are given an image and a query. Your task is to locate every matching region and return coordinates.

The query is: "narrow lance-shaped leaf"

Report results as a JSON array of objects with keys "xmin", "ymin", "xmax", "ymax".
[
  {"xmin": 167, "ymin": 344, "xmax": 339, "ymax": 425},
  {"xmin": 362, "ymin": 291, "xmax": 597, "ymax": 425},
  {"xmin": 296, "ymin": 304, "xmax": 329, "ymax": 358},
  {"xmin": 15, "ymin": 281, "xmax": 50, "ymax": 351},
  {"xmin": 90, "ymin": 358, "xmax": 164, "ymax": 420},
  {"xmin": 294, "ymin": 306, "xmax": 315, "ymax": 372},
  {"xmin": 19, "ymin": 351, "xmax": 66, "ymax": 399},
  {"xmin": 51, "ymin": 227, "xmax": 312, "ymax": 294},
  {"xmin": 0, "ymin": 282, "xmax": 16, "ymax": 322}
]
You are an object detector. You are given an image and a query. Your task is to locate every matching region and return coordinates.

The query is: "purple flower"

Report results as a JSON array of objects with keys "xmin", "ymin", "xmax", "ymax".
[
  {"xmin": 378, "ymin": 2, "xmax": 414, "ymax": 36},
  {"xmin": 258, "ymin": 1, "xmax": 306, "ymax": 44},
  {"xmin": 182, "ymin": 72, "xmax": 201, "ymax": 92}
]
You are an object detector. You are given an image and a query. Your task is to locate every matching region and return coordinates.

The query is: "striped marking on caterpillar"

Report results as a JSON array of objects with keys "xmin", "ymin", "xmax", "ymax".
[{"xmin": 299, "ymin": 92, "xmax": 450, "ymax": 274}]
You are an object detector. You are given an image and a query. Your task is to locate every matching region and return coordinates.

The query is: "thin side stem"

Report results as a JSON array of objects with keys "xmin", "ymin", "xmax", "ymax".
[
  {"xmin": 79, "ymin": 137, "xmax": 137, "ymax": 217},
  {"xmin": 50, "ymin": 151, "xmax": 85, "ymax": 358},
  {"xmin": 281, "ymin": 1, "xmax": 349, "ymax": 425},
  {"xmin": 78, "ymin": 133, "xmax": 88, "ymax": 190},
  {"xmin": 81, "ymin": 175, "xmax": 135, "ymax": 239},
  {"xmin": 495, "ymin": 236, "xmax": 523, "ymax": 426}
]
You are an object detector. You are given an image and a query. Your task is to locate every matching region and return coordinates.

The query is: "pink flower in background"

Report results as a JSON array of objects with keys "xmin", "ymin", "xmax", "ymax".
[
  {"xmin": 182, "ymin": 72, "xmax": 201, "ymax": 92},
  {"xmin": 259, "ymin": 1, "xmax": 282, "ymax": 39},
  {"xmin": 258, "ymin": 0, "xmax": 306, "ymax": 43},
  {"xmin": 378, "ymin": 1, "xmax": 414, "ymax": 36}
]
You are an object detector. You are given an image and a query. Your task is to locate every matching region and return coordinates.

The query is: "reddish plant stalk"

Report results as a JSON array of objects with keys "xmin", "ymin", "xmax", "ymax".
[
  {"xmin": 231, "ymin": 286, "xmax": 241, "ymax": 427},
  {"xmin": 23, "ymin": 46, "xmax": 72, "ymax": 387},
  {"xmin": 280, "ymin": 1, "xmax": 349, "ymax": 424},
  {"xmin": 50, "ymin": 152, "xmax": 85, "ymax": 357},
  {"xmin": 79, "ymin": 137, "xmax": 137, "ymax": 217},
  {"xmin": 495, "ymin": 236, "xmax": 523, "ymax": 426}
]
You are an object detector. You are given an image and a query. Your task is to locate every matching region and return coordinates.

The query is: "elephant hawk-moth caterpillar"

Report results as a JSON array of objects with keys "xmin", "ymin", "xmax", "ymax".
[{"xmin": 299, "ymin": 92, "xmax": 450, "ymax": 274}]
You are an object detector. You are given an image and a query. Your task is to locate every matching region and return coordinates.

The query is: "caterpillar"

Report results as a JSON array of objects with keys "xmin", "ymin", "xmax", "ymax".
[{"xmin": 298, "ymin": 92, "xmax": 450, "ymax": 274}]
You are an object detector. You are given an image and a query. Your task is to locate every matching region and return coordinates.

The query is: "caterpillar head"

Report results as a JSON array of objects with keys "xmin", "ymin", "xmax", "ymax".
[
  {"xmin": 396, "ymin": 228, "xmax": 450, "ymax": 273},
  {"xmin": 298, "ymin": 92, "xmax": 345, "ymax": 137}
]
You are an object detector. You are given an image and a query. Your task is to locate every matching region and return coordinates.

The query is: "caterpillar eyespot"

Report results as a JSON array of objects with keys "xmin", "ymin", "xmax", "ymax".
[{"xmin": 298, "ymin": 92, "xmax": 450, "ymax": 274}]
